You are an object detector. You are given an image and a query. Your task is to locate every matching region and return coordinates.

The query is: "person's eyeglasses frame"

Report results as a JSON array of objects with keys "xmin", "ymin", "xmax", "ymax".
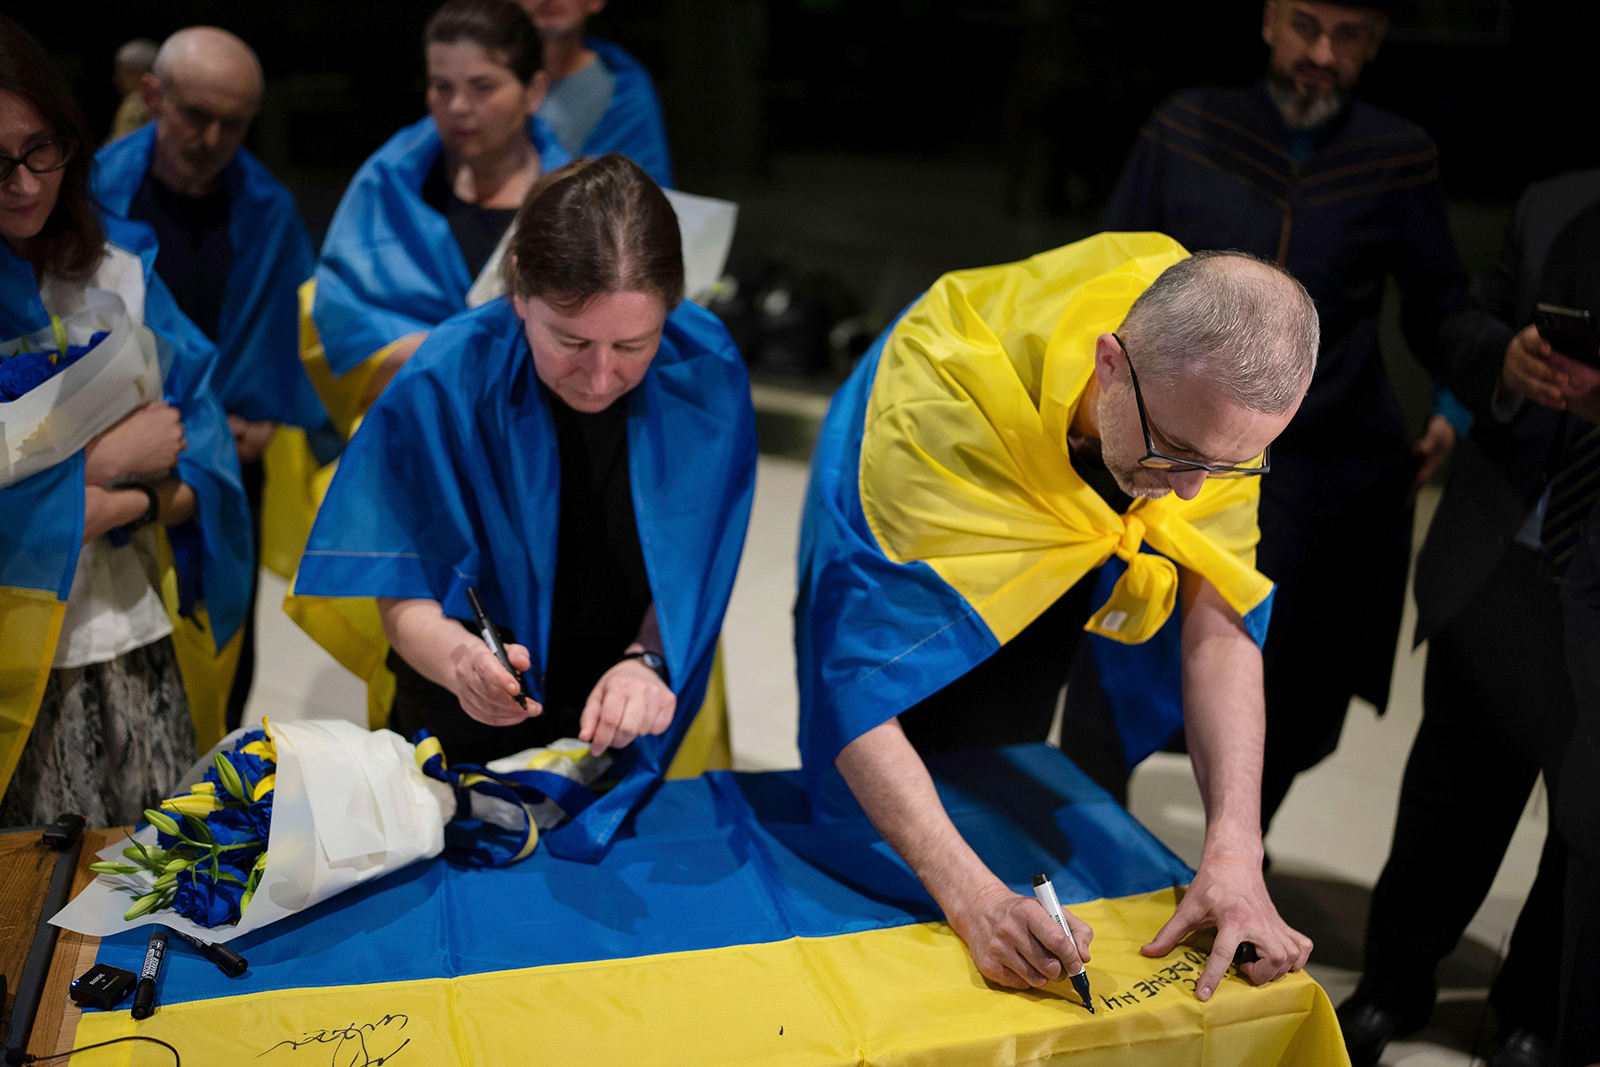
[
  {"xmin": 1112, "ymin": 333, "xmax": 1270, "ymax": 479},
  {"xmin": 0, "ymin": 140, "xmax": 74, "ymax": 184}
]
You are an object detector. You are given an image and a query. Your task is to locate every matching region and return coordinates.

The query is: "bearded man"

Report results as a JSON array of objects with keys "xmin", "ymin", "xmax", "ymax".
[{"xmin": 1099, "ymin": 0, "xmax": 1474, "ymax": 832}]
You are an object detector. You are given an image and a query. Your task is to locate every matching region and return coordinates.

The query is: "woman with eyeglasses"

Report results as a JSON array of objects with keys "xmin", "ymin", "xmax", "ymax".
[{"xmin": 0, "ymin": 15, "xmax": 250, "ymax": 828}]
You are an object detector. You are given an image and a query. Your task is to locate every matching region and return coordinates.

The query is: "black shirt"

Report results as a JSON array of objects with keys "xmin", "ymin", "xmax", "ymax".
[
  {"xmin": 385, "ymin": 389, "xmax": 651, "ymax": 764},
  {"xmin": 421, "ymin": 156, "xmax": 518, "ymax": 281},
  {"xmin": 544, "ymin": 393, "xmax": 653, "ymax": 714},
  {"xmin": 127, "ymin": 172, "xmax": 232, "ymax": 342}
]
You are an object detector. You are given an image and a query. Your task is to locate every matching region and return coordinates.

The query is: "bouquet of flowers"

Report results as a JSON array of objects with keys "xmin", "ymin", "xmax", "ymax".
[
  {"xmin": 51, "ymin": 720, "xmax": 613, "ymax": 943},
  {"xmin": 0, "ymin": 317, "xmax": 110, "ymax": 400},
  {"xmin": 0, "ymin": 287, "xmax": 163, "ymax": 489},
  {"xmin": 87, "ymin": 726, "xmax": 277, "ymax": 928}
]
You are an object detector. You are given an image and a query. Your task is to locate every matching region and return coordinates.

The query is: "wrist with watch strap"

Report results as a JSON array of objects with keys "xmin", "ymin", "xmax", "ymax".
[
  {"xmin": 618, "ymin": 649, "xmax": 670, "ymax": 686},
  {"xmin": 120, "ymin": 483, "xmax": 161, "ymax": 533}
]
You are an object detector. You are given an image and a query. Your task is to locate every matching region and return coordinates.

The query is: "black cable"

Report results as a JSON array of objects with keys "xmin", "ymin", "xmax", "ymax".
[{"xmin": 5, "ymin": 1035, "xmax": 179, "ymax": 1065}]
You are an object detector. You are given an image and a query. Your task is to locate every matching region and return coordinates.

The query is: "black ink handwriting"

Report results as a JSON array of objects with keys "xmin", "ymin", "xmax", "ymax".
[
  {"xmin": 258, "ymin": 1013, "xmax": 411, "ymax": 1067},
  {"xmin": 1097, "ymin": 951, "xmax": 1212, "ymax": 1013}
]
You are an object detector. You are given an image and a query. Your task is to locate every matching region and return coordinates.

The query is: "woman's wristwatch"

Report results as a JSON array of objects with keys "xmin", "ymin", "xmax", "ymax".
[
  {"xmin": 618, "ymin": 649, "xmax": 670, "ymax": 686},
  {"xmin": 121, "ymin": 483, "xmax": 162, "ymax": 533}
]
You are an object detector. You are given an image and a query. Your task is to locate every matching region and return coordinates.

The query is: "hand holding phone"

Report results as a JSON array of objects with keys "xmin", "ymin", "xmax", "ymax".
[{"xmin": 1534, "ymin": 304, "xmax": 1600, "ymax": 367}]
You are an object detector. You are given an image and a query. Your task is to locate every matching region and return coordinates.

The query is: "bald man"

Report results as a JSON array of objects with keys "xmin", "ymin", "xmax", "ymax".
[{"xmin": 94, "ymin": 27, "xmax": 329, "ymax": 730}]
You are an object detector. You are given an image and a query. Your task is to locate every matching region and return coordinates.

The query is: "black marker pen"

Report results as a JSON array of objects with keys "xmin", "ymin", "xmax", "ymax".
[
  {"xmin": 466, "ymin": 587, "xmax": 530, "ymax": 707},
  {"xmin": 171, "ymin": 929, "xmax": 248, "ymax": 978},
  {"xmin": 131, "ymin": 925, "xmax": 168, "ymax": 1019}
]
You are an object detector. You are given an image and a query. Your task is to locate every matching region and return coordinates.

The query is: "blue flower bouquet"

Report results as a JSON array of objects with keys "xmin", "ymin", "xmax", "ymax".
[
  {"xmin": 83, "ymin": 726, "xmax": 277, "ymax": 928},
  {"xmin": 0, "ymin": 287, "xmax": 164, "ymax": 489},
  {"xmin": 50, "ymin": 720, "xmax": 460, "ymax": 943}
]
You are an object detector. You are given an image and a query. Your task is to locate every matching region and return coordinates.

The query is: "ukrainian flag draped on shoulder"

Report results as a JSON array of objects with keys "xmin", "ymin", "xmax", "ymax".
[
  {"xmin": 292, "ymin": 298, "xmax": 755, "ymax": 859},
  {"xmin": 795, "ymin": 232, "xmax": 1275, "ymax": 815},
  {"xmin": 310, "ymin": 115, "xmax": 571, "ymax": 378},
  {"xmin": 92, "ymin": 124, "xmax": 327, "ymax": 430},
  {"xmin": 560, "ymin": 38, "xmax": 673, "ymax": 188},
  {"xmin": 0, "ymin": 215, "xmax": 251, "ymax": 798}
]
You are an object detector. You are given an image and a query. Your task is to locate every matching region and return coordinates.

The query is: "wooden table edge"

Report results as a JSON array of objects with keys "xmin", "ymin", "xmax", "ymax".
[{"xmin": 30, "ymin": 827, "xmax": 127, "ymax": 1059}]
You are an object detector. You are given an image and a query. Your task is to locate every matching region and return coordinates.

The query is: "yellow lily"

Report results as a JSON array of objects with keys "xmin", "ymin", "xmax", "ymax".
[{"xmin": 161, "ymin": 793, "xmax": 223, "ymax": 817}]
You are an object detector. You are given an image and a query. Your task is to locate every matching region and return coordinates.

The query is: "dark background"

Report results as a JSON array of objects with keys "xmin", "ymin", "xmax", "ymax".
[{"xmin": 22, "ymin": 0, "xmax": 1600, "ymax": 408}]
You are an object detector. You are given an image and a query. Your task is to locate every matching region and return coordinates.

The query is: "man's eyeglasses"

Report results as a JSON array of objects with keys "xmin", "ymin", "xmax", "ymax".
[
  {"xmin": 0, "ymin": 141, "xmax": 73, "ymax": 184},
  {"xmin": 1113, "ymin": 333, "xmax": 1270, "ymax": 479}
]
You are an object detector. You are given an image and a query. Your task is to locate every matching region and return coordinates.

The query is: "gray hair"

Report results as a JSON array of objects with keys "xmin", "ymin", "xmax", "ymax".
[
  {"xmin": 114, "ymin": 38, "xmax": 158, "ymax": 73},
  {"xmin": 1119, "ymin": 250, "xmax": 1319, "ymax": 415}
]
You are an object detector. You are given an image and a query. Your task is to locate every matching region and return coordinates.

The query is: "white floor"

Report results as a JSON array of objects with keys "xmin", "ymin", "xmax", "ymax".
[{"xmin": 244, "ymin": 456, "xmax": 1545, "ymax": 1066}]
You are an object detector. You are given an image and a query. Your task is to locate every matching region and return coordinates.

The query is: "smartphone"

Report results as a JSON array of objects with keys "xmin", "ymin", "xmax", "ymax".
[{"xmin": 1534, "ymin": 303, "xmax": 1600, "ymax": 367}]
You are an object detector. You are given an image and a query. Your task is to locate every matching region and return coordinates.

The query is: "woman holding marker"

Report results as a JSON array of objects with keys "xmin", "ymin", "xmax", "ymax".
[
  {"xmin": 284, "ymin": 0, "xmax": 571, "ymax": 728},
  {"xmin": 294, "ymin": 154, "xmax": 756, "ymax": 861}
]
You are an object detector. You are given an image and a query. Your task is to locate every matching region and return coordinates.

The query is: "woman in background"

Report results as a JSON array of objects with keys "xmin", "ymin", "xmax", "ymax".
[
  {"xmin": 0, "ymin": 15, "xmax": 250, "ymax": 827},
  {"xmin": 294, "ymin": 155, "xmax": 755, "ymax": 861},
  {"xmin": 311, "ymin": 0, "xmax": 569, "ymax": 408}
]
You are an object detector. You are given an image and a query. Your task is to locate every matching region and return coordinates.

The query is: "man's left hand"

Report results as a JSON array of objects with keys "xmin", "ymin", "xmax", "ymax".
[
  {"xmin": 228, "ymin": 415, "xmax": 277, "ymax": 463},
  {"xmin": 1141, "ymin": 851, "xmax": 1313, "ymax": 1001},
  {"xmin": 1407, "ymin": 412, "xmax": 1457, "ymax": 506},
  {"xmin": 580, "ymin": 656, "xmax": 676, "ymax": 756}
]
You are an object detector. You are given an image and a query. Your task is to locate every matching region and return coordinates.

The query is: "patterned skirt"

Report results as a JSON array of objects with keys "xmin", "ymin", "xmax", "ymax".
[{"xmin": 0, "ymin": 635, "xmax": 197, "ymax": 829}]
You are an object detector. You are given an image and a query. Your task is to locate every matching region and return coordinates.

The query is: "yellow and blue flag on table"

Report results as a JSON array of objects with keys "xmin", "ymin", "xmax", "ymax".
[
  {"xmin": 92, "ymin": 123, "xmax": 328, "ymax": 432},
  {"xmin": 291, "ymin": 297, "xmax": 755, "ymax": 860},
  {"xmin": 0, "ymin": 214, "xmax": 252, "ymax": 796},
  {"xmin": 310, "ymin": 114, "xmax": 571, "ymax": 379},
  {"xmin": 78, "ymin": 744, "xmax": 1347, "ymax": 1066},
  {"xmin": 796, "ymin": 233, "xmax": 1277, "ymax": 816},
  {"xmin": 539, "ymin": 37, "xmax": 674, "ymax": 188}
]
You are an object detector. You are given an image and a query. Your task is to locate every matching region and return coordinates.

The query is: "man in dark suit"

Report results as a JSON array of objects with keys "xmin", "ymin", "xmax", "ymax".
[
  {"xmin": 1339, "ymin": 168, "xmax": 1600, "ymax": 1067},
  {"xmin": 1558, "ymin": 499, "xmax": 1600, "ymax": 1067}
]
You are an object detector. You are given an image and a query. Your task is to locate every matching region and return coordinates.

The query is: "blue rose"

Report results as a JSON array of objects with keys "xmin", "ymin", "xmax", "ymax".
[
  {"xmin": 206, "ymin": 806, "xmax": 265, "ymax": 853},
  {"xmin": 233, "ymin": 728, "xmax": 270, "ymax": 749},
  {"xmin": 172, "ymin": 866, "xmax": 248, "ymax": 928},
  {"xmin": 0, "ymin": 352, "xmax": 56, "ymax": 400},
  {"xmin": 54, "ymin": 331, "xmax": 107, "ymax": 371},
  {"xmin": 243, "ymin": 795, "xmax": 273, "ymax": 841},
  {"xmin": 203, "ymin": 751, "xmax": 275, "ymax": 798}
]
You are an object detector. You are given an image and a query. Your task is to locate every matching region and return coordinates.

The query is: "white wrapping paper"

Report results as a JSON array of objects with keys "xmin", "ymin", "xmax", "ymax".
[
  {"xmin": 0, "ymin": 288, "xmax": 164, "ymax": 489},
  {"xmin": 49, "ymin": 720, "xmax": 456, "ymax": 944}
]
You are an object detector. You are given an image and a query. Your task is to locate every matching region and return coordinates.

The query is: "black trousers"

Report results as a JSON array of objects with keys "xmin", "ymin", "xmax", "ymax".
[
  {"xmin": 224, "ymin": 457, "xmax": 264, "ymax": 732},
  {"xmin": 1254, "ymin": 451, "xmax": 1415, "ymax": 834},
  {"xmin": 899, "ymin": 573, "xmax": 1130, "ymax": 801},
  {"xmin": 1355, "ymin": 546, "xmax": 1576, "ymax": 1037},
  {"xmin": 1556, "ymin": 513, "xmax": 1600, "ymax": 1067},
  {"xmin": 1559, "ymin": 851, "xmax": 1600, "ymax": 1066}
]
